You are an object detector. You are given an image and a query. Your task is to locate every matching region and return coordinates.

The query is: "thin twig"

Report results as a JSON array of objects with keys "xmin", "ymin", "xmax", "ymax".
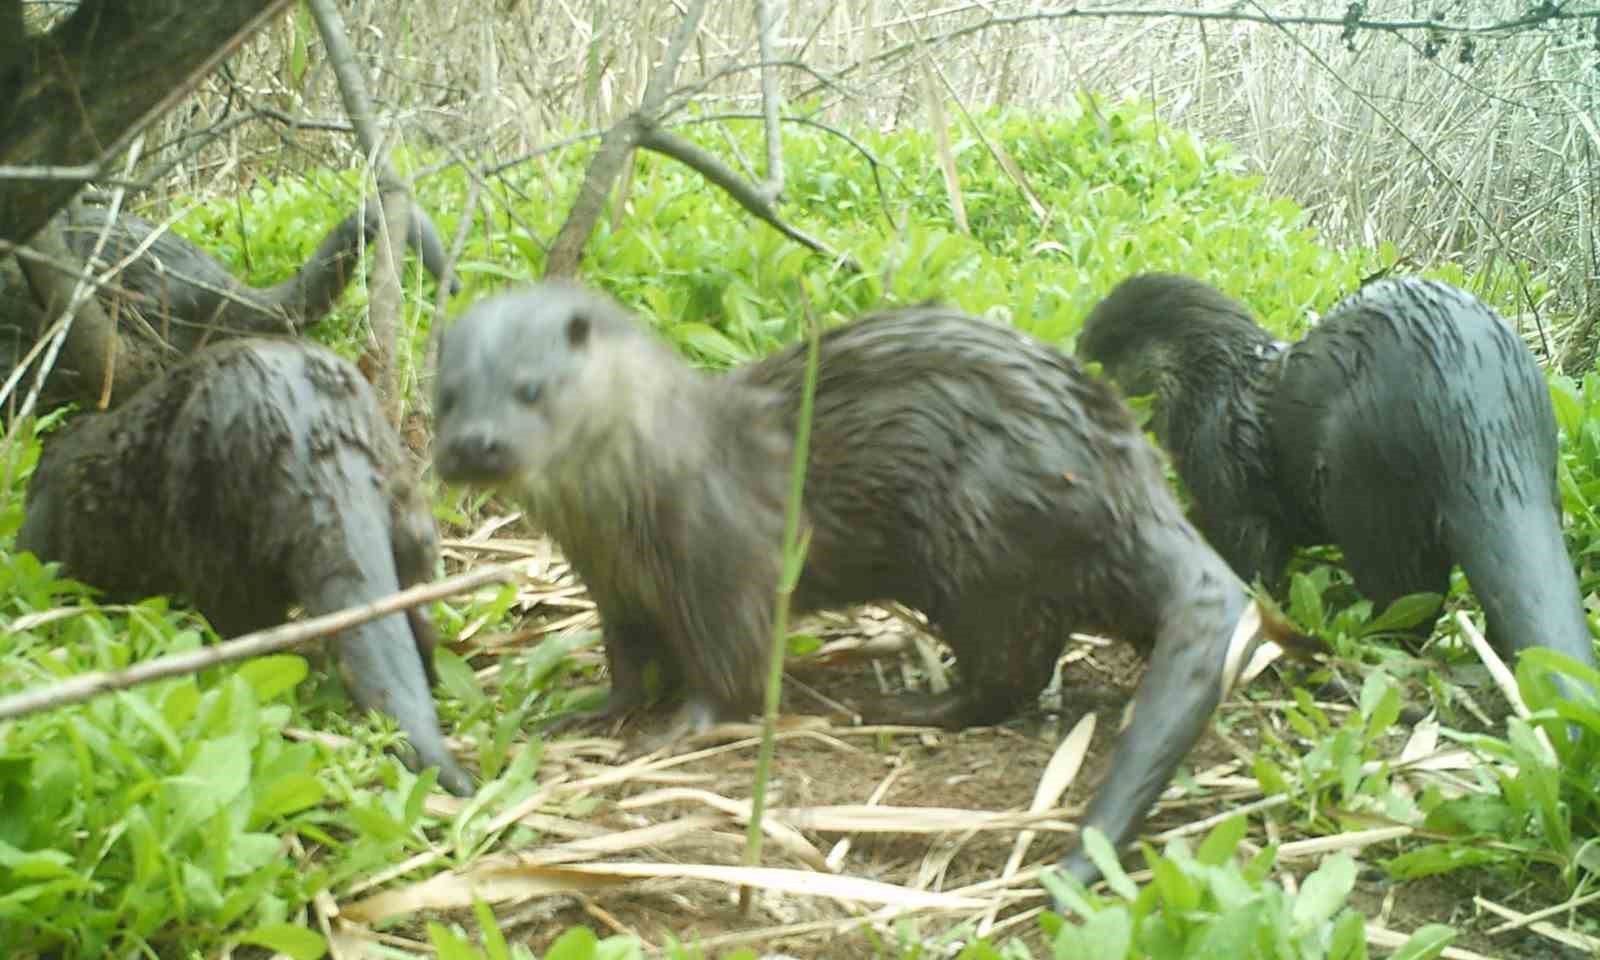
[{"xmin": 0, "ymin": 563, "xmax": 521, "ymax": 723}]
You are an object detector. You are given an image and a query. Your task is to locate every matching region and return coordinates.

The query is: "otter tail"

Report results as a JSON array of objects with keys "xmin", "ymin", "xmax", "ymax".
[
  {"xmin": 264, "ymin": 197, "xmax": 461, "ymax": 327},
  {"xmin": 294, "ymin": 491, "xmax": 475, "ymax": 798},
  {"xmin": 1447, "ymin": 499, "xmax": 1598, "ymax": 692},
  {"xmin": 1057, "ymin": 552, "xmax": 1253, "ymax": 887}
]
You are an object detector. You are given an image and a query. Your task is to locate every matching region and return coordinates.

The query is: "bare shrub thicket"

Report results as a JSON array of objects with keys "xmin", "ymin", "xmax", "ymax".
[{"xmin": 108, "ymin": 0, "xmax": 1600, "ymax": 364}]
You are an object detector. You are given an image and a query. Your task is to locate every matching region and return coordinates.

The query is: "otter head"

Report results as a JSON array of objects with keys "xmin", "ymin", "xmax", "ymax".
[
  {"xmin": 1078, "ymin": 273, "xmax": 1270, "ymax": 406},
  {"xmin": 434, "ymin": 282, "xmax": 633, "ymax": 492}
]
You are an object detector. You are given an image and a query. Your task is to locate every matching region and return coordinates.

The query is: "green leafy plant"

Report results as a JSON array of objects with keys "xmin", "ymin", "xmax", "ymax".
[
  {"xmin": 1040, "ymin": 822, "xmax": 1456, "ymax": 960},
  {"xmin": 3, "ymin": 94, "xmax": 1586, "ymax": 954},
  {"xmin": 1249, "ymin": 666, "xmax": 1419, "ymax": 829},
  {"xmin": 1385, "ymin": 649, "xmax": 1600, "ymax": 885}
]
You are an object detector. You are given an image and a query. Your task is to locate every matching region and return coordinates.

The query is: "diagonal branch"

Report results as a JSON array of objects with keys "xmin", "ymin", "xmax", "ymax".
[
  {"xmin": 636, "ymin": 122, "xmax": 857, "ymax": 271},
  {"xmin": 545, "ymin": 0, "xmax": 710, "ymax": 277}
]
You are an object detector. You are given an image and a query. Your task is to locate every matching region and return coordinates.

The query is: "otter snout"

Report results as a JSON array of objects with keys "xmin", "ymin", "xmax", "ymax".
[{"xmin": 436, "ymin": 423, "xmax": 518, "ymax": 485}]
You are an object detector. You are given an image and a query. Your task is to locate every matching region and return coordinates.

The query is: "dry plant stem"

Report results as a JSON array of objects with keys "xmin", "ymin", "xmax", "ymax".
[
  {"xmin": 1250, "ymin": 11, "xmax": 1548, "ymax": 344},
  {"xmin": 0, "ymin": 563, "xmax": 520, "ymax": 723},
  {"xmin": 305, "ymin": 0, "xmax": 413, "ymax": 415},
  {"xmin": 546, "ymin": 0, "xmax": 708, "ymax": 277},
  {"xmin": 920, "ymin": 60, "xmax": 967, "ymax": 235},
  {"xmin": 909, "ymin": 15, "xmax": 1046, "ymax": 226},
  {"xmin": 423, "ymin": 173, "xmax": 482, "ymax": 392},
  {"xmin": 367, "ymin": 185, "xmax": 413, "ymax": 424},
  {"xmin": 739, "ymin": 298, "xmax": 823, "ymax": 916},
  {"xmin": 799, "ymin": 4, "xmax": 1600, "ymax": 102},
  {"xmin": 756, "ymin": 0, "xmax": 786, "ymax": 202}
]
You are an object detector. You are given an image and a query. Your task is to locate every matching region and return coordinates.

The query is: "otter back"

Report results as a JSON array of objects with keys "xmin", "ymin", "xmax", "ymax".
[
  {"xmin": 1078, "ymin": 272, "xmax": 1597, "ymax": 678},
  {"xmin": 434, "ymin": 281, "xmax": 1288, "ymax": 888},
  {"xmin": 19, "ymin": 337, "xmax": 473, "ymax": 795}
]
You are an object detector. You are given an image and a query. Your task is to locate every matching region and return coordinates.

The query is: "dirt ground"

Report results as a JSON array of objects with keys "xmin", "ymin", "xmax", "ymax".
[{"xmin": 354, "ymin": 528, "xmax": 1596, "ymax": 960}]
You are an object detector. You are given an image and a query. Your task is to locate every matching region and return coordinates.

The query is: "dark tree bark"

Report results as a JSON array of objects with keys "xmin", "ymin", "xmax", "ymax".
[{"xmin": 0, "ymin": 0, "xmax": 293, "ymax": 245}]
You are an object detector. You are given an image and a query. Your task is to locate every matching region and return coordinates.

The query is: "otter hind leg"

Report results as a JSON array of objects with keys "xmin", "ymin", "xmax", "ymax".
[{"xmin": 864, "ymin": 599, "xmax": 1067, "ymax": 730}]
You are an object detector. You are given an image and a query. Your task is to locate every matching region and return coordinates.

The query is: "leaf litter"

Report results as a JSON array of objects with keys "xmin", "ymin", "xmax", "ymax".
[{"xmin": 306, "ymin": 523, "xmax": 1598, "ymax": 958}]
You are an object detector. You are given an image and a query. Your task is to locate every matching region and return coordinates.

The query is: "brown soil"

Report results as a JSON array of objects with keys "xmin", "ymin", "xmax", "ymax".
[{"xmin": 362, "ymin": 525, "xmax": 1596, "ymax": 960}]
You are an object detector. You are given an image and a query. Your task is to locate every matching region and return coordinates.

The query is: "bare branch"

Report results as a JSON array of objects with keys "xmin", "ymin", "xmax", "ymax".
[
  {"xmin": 795, "ymin": 5, "xmax": 1600, "ymax": 101},
  {"xmin": 546, "ymin": 0, "xmax": 710, "ymax": 276},
  {"xmin": 306, "ymin": 0, "xmax": 412, "ymax": 422},
  {"xmin": 0, "ymin": 562, "xmax": 522, "ymax": 723},
  {"xmin": 636, "ymin": 122, "xmax": 857, "ymax": 271}
]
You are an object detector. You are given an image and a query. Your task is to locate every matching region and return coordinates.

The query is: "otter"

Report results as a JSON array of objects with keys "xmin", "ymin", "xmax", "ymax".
[
  {"xmin": 1076, "ymin": 272, "xmax": 1598, "ymax": 679},
  {"xmin": 0, "ymin": 196, "xmax": 461, "ymax": 409},
  {"xmin": 17, "ymin": 338, "xmax": 473, "ymax": 796},
  {"xmin": 57, "ymin": 197, "xmax": 461, "ymax": 345},
  {"xmin": 431, "ymin": 281, "xmax": 1307, "ymax": 886}
]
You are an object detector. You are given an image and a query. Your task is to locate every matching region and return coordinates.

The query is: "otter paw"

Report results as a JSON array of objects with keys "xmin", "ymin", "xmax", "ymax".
[
  {"xmin": 434, "ymin": 757, "xmax": 478, "ymax": 798},
  {"xmin": 539, "ymin": 691, "xmax": 648, "ymax": 737}
]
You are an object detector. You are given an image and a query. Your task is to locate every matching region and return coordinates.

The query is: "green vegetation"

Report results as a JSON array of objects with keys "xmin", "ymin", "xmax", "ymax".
[
  {"xmin": 1041, "ymin": 823, "xmax": 1455, "ymax": 960},
  {"xmin": 2, "ymin": 95, "xmax": 1595, "ymax": 957}
]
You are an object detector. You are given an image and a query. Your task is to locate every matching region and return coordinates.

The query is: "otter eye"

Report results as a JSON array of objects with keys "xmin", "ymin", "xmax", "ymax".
[{"xmin": 515, "ymin": 381, "xmax": 543, "ymax": 406}]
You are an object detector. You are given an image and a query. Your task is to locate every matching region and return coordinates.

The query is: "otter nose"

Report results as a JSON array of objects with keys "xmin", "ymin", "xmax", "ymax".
[{"xmin": 439, "ymin": 425, "xmax": 511, "ymax": 482}]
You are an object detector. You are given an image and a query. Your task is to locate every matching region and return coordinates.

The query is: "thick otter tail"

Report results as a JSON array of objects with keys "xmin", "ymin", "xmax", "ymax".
[
  {"xmin": 1447, "ymin": 497, "xmax": 1597, "ymax": 687},
  {"xmin": 1056, "ymin": 532, "xmax": 1317, "ymax": 891},
  {"xmin": 61, "ymin": 197, "xmax": 460, "ymax": 345},
  {"xmin": 295, "ymin": 497, "xmax": 474, "ymax": 798}
]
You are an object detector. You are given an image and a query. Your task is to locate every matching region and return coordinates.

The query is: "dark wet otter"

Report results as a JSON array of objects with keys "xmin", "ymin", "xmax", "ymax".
[
  {"xmin": 16, "ymin": 338, "xmax": 473, "ymax": 796},
  {"xmin": 1077, "ymin": 273, "xmax": 1598, "ymax": 678},
  {"xmin": 431, "ymin": 281, "xmax": 1306, "ymax": 885},
  {"xmin": 0, "ymin": 197, "xmax": 460, "ymax": 408}
]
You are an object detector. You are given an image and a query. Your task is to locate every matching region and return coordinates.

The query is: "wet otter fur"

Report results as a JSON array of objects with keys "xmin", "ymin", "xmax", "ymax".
[
  {"xmin": 432, "ymin": 280, "xmax": 1307, "ymax": 886},
  {"xmin": 1077, "ymin": 272, "xmax": 1598, "ymax": 678},
  {"xmin": 57, "ymin": 198, "xmax": 461, "ymax": 346},
  {"xmin": 17, "ymin": 338, "xmax": 473, "ymax": 796},
  {"xmin": 0, "ymin": 197, "xmax": 460, "ymax": 411}
]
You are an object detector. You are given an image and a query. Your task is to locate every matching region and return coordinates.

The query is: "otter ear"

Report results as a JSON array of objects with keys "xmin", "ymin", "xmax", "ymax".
[{"xmin": 566, "ymin": 311, "xmax": 591, "ymax": 349}]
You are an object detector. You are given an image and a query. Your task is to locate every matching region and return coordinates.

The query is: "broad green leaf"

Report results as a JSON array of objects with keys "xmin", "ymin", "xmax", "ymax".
[
  {"xmin": 171, "ymin": 735, "xmax": 253, "ymax": 833},
  {"xmin": 545, "ymin": 925, "xmax": 603, "ymax": 960},
  {"xmin": 1364, "ymin": 593, "xmax": 1442, "ymax": 635},
  {"xmin": 254, "ymin": 773, "xmax": 327, "ymax": 820},
  {"xmin": 1384, "ymin": 844, "xmax": 1511, "ymax": 879},
  {"xmin": 1081, "ymin": 828, "xmax": 1137, "ymax": 901},
  {"xmin": 236, "ymin": 655, "xmax": 309, "ymax": 704},
  {"xmin": 237, "ymin": 922, "xmax": 327, "ymax": 960},
  {"xmin": 1079, "ymin": 904, "xmax": 1133, "ymax": 959},
  {"xmin": 1329, "ymin": 908, "xmax": 1370, "ymax": 960},
  {"xmin": 1197, "ymin": 815, "xmax": 1247, "ymax": 866},
  {"xmin": 227, "ymin": 832, "xmax": 286, "ymax": 877},
  {"xmin": 1194, "ymin": 902, "xmax": 1262, "ymax": 956},
  {"xmin": 427, "ymin": 922, "xmax": 482, "ymax": 960},
  {"xmin": 1291, "ymin": 853, "xmax": 1356, "ymax": 933},
  {"xmin": 1388, "ymin": 924, "xmax": 1458, "ymax": 960}
]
